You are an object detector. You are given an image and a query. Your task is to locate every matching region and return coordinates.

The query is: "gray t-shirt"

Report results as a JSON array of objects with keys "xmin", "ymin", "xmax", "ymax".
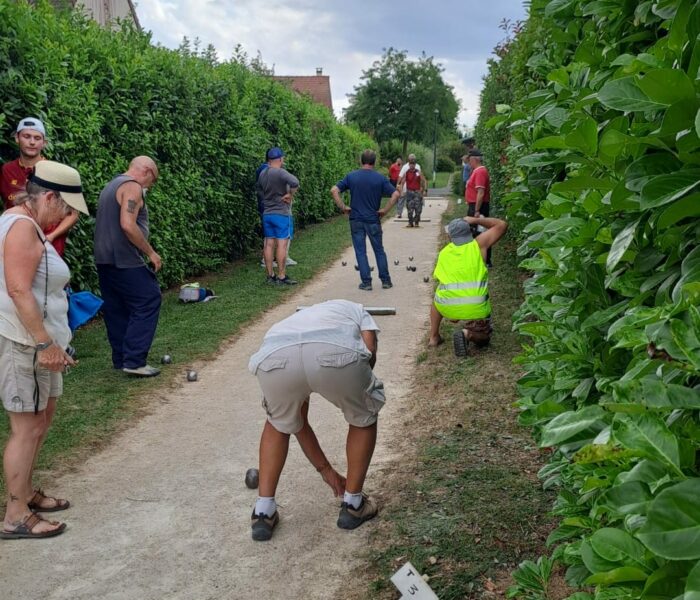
[{"xmin": 256, "ymin": 167, "xmax": 299, "ymax": 216}]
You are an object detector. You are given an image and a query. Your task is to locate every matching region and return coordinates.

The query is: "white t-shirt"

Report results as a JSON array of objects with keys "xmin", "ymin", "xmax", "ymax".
[
  {"xmin": 398, "ymin": 163, "xmax": 421, "ymax": 194},
  {"xmin": 0, "ymin": 214, "xmax": 71, "ymax": 348},
  {"xmin": 249, "ymin": 299, "xmax": 379, "ymax": 374}
]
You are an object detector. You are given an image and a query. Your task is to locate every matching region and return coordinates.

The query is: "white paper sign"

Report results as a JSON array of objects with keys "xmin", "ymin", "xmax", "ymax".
[{"xmin": 391, "ymin": 562, "xmax": 439, "ymax": 599}]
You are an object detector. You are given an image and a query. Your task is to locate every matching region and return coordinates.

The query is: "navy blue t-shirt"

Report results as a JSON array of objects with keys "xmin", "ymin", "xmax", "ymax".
[{"xmin": 336, "ymin": 169, "xmax": 396, "ymax": 223}]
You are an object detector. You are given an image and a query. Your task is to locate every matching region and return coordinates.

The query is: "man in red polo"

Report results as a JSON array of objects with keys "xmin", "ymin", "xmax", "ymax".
[
  {"xmin": 464, "ymin": 148, "xmax": 492, "ymax": 265},
  {"xmin": 1, "ymin": 117, "xmax": 78, "ymax": 256}
]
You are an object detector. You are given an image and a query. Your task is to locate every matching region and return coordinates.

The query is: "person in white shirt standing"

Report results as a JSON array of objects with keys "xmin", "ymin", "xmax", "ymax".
[{"xmin": 247, "ymin": 299, "xmax": 385, "ymax": 541}]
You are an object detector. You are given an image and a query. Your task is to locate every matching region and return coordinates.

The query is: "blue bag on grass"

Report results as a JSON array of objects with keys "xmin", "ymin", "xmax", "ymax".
[{"xmin": 67, "ymin": 288, "xmax": 103, "ymax": 331}]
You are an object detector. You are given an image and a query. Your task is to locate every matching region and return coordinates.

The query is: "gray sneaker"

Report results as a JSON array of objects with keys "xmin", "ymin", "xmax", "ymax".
[
  {"xmin": 276, "ymin": 276, "xmax": 298, "ymax": 285},
  {"xmin": 285, "ymin": 257, "xmax": 298, "ymax": 266},
  {"xmin": 251, "ymin": 510, "xmax": 279, "ymax": 541},
  {"xmin": 337, "ymin": 494, "xmax": 378, "ymax": 530},
  {"xmin": 122, "ymin": 365, "xmax": 161, "ymax": 377}
]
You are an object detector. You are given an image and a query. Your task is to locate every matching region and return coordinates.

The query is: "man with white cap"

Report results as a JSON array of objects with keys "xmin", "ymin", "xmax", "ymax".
[
  {"xmin": 93, "ymin": 156, "xmax": 162, "ymax": 377},
  {"xmin": 1, "ymin": 118, "xmax": 79, "ymax": 256},
  {"xmin": 429, "ymin": 215, "xmax": 508, "ymax": 356}
]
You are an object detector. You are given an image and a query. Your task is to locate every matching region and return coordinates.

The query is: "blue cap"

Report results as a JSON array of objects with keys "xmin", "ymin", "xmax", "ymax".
[{"xmin": 266, "ymin": 147, "xmax": 284, "ymax": 160}]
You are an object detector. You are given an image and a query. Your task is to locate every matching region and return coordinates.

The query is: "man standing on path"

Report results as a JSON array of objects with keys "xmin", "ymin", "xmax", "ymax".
[
  {"xmin": 396, "ymin": 155, "xmax": 427, "ymax": 228},
  {"xmin": 388, "ymin": 157, "xmax": 402, "ymax": 207},
  {"xmin": 331, "ymin": 149, "xmax": 399, "ymax": 291},
  {"xmin": 396, "ymin": 153, "xmax": 421, "ymax": 219},
  {"xmin": 248, "ymin": 299, "xmax": 385, "ymax": 541},
  {"xmin": 464, "ymin": 148, "xmax": 492, "ymax": 265},
  {"xmin": 1, "ymin": 118, "xmax": 79, "ymax": 256},
  {"xmin": 256, "ymin": 147, "xmax": 299, "ymax": 285},
  {"xmin": 429, "ymin": 216, "xmax": 508, "ymax": 356},
  {"xmin": 94, "ymin": 156, "xmax": 162, "ymax": 377}
]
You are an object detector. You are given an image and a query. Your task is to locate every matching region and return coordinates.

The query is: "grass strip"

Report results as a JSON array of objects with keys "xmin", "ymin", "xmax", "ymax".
[
  {"xmin": 430, "ymin": 171, "xmax": 451, "ymax": 188},
  {"xmin": 0, "ymin": 213, "xmax": 357, "ymax": 497},
  {"xmin": 352, "ymin": 202, "xmax": 555, "ymax": 599}
]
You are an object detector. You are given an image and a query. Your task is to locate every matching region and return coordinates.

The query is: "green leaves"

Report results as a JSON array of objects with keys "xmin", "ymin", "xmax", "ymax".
[
  {"xmin": 540, "ymin": 406, "xmax": 607, "ymax": 447},
  {"xmin": 637, "ymin": 69, "xmax": 697, "ymax": 106},
  {"xmin": 640, "ymin": 170, "xmax": 700, "ymax": 210},
  {"xmin": 612, "ymin": 413, "xmax": 682, "ymax": 475},
  {"xmin": 638, "ymin": 479, "xmax": 700, "ymax": 560},
  {"xmin": 598, "ymin": 77, "xmax": 667, "ymax": 112},
  {"xmin": 607, "ymin": 219, "xmax": 639, "ymax": 271}
]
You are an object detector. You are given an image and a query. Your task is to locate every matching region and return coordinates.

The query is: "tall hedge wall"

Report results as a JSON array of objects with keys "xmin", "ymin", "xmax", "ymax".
[
  {"xmin": 477, "ymin": 0, "xmax": 700, "ymax": 598},
  {"xmin": 0, "ymin": 1, "xmax": 372, "ymax": 289}
]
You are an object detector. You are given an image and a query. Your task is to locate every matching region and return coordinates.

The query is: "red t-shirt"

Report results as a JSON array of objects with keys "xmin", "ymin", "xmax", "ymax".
[
  {"xmin": 405, "ymin": 168, "xmax": 422, "ymax": 191},
  {"xmin": 465, "ymin": 166, "xmax": 490, "ymax": 204},
  {"xmin": 0, "ymin": 158, "xmax": 67, "ymax": 256},
  {"xmin": 388, "ymin": 163, "xmax": 401, "ymax": 182}
]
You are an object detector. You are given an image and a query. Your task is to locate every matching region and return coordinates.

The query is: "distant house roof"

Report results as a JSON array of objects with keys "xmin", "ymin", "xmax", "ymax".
[{"xmin": 272, "ymin": 70, "xmax": 333, "ymax": 111}]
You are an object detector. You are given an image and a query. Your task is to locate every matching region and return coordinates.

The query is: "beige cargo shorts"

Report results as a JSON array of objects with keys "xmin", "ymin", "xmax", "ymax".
[{"xmin": 255, "ymin": 342, "xmax": 385, "ymax": 434}]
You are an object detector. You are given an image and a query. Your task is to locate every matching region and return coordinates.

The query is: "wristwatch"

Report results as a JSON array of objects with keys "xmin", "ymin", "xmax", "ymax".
[{"xmin": 35, "ymin": 340, "xmax": 53, "ymax": 351}]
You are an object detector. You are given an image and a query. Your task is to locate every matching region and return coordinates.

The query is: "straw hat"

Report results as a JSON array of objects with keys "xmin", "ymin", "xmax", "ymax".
[{"xmin": 29, "ymin": 160, "xmax": 89, "ymax": 215}]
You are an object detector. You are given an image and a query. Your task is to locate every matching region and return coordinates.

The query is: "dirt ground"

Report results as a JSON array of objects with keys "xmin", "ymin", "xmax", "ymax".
[{"xmin": 0, "ymin": 199, "xmax": 449, "ymax": 600}]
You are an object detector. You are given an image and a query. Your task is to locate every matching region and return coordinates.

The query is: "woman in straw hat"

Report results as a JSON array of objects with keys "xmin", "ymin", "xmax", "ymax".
[{"xmin": 0, "ymin": 160, "xmax": 89, "ymax": 539}]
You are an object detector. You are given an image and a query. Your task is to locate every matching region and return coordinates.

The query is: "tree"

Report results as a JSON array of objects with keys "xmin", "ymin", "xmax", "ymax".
[{"xmin": 344, "ymin": 48, "xmax": 459, "ymax": 155}]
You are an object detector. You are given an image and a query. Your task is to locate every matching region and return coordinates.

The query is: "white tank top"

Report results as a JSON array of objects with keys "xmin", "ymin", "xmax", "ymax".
[{"xmin": 0, "ymin": 213, "xmax": 71, "ymax": 348}]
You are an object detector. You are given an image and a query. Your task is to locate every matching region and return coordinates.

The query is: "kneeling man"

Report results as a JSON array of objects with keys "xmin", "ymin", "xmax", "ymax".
[
  {"xmin": 429, "ymin": 216, "xmax": 508, "ymax": 355},
  {"xmin": 248, "ymin": 299, "xmax": 385, "ymax": 541}
]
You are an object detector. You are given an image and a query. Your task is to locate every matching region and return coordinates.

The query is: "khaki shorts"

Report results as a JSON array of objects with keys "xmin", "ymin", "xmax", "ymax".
[
  {"xmin": 0, "ymin": 336, "xmax": 63, "ymax": 413},
  {"xmin": 255, "ymin": 342, "xmax": 385, "ymax": 434}
]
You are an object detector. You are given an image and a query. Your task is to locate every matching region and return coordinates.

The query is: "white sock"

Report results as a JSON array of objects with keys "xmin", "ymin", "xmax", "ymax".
[
  {"xmin": 254, "ymin": 496, "xmax": 276, "ymax": 517},
  {"xmin": 343, "ymin": 491, "xmax": 363, "ymax": 509}
]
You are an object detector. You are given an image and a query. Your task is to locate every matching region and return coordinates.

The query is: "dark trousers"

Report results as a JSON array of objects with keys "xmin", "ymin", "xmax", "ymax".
[
  {"xmin": 467, "ymin": 202, "xmax": 491, "ymax": 265},
  {"xmin": 350, "ymin": 220, "xmax": 391, "ymax": 285},
  {"xmin": 97, "ymin": 264, "xmax": 162, "ymax": 369}
]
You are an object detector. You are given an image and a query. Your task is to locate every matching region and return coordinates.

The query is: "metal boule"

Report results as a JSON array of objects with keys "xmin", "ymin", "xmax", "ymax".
[
  {"xmin": 161, "ymin": 354, "xmax": 172, "ymax": 364},
  {"xmin": 411, "ymin": 266, "xmax": 417, "ymax": 272},
  {"xmin": 342, "ymin": 261, "xmax": 347, "ymax": 266},
  {"xmin": 370, "ymin": 266, "xmax": 374, "ymax": 271},
  {"xmin": 423, "ymin": 277, "xmax": 429, "ymax": 283},
  {"xmin": 354, "ymin": 265, "xmax": 359, "ymax": 271},
  {"xmin": 186, "ymin": 370, "xmax": 198, "ymax": 382},
  {"xmin": 406, "ymin": 266, "xmax": 411, "ymax": 271},
  {"xmin": 394, "ymin": 260, "xmax": 399, "ymax": 266},
  {"xmin": 409, "ymin": 256, "xmax": 414, "ymax": 261},
  {"xmin": 245, "ymin": 468, "xmax": 259, "ymax": 489}
]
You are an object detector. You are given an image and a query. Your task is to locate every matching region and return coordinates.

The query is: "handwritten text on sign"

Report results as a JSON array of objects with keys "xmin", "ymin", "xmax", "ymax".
[{"xmin": 391, "ymin": 562, "xmax": 439, "ymax": 599}]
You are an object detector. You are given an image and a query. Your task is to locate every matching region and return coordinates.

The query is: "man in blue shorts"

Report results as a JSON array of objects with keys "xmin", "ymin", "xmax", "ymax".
[
  {"xmin": 256, "ymin": 147, "xmax": 299, "ymax": 285},
  {"xmin": 331, "ymin": 150, "xmax": 399, "ymax": 291}
]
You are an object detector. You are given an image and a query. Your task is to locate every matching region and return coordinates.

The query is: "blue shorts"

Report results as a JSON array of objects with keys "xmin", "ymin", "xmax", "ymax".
[{"xmin": 263, "ymin": 214, "xmax": 294, "ymax": 240}]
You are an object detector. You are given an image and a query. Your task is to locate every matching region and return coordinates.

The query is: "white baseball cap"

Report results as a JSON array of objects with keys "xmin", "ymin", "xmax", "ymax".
[{"xmin": 16, "ymin": 117, "xmax": 46, "ymax": 137}]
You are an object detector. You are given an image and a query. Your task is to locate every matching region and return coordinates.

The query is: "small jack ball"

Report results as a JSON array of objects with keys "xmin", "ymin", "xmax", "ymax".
[
  {"xmin": 409, "ymin": 256, "xmax": 414, "ymax": 262},
  {"xmin": 341, "ymin": 261, "xmax": 347, "ymax": 266},
  {"xmin": 161, "ymin": 354, "xmax": 172, "ymax": 364},
  {"xmin": 186, "ymin": 370, "xmax": 198, "ymax": 382},
  {"xmin": 423, "ymin": 277, "xmax": 429, "ymax": 283},
  {"xmin": 245, "ymin": 468, "xmax": 259, "ymax": 489}
]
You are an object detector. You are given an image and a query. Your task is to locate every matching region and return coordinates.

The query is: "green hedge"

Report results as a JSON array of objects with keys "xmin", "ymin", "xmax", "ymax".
[
  {"xmin": 0, "ymin": 1, "xmax": 372, "ymax": 289},
  {"xmin": 477, "ymin": 1, "xmax": 700, "ymax": 598}
]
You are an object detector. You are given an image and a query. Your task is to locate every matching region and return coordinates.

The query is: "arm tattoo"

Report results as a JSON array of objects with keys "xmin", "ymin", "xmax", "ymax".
[
  {"xmin": 9, "ymin": 493, "xmax": 19, "ymax": 502},
  {"xmin": 126, "ymin": 199, "xmax": 137, "ymax": 214}
]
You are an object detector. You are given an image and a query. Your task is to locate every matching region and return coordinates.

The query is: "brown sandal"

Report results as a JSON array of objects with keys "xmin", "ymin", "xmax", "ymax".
[
  {"xmin": 28, "ymin": 488, "xmax": 71, "ymax": 513},
  {"xmin": 0, "ymin": 512, "xmax": 66, "ymax": 539}
]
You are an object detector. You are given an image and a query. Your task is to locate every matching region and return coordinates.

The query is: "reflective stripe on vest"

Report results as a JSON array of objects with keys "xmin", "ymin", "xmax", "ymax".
[{"xmin": 432, "ymin": 239, "xmax": 490, "ymax": 320}]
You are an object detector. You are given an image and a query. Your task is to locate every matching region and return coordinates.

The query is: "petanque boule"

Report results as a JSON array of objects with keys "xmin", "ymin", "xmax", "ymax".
[
  {"xmin": 245, "ymin": 467, "xmax": 259, "ymax": 489},
  {"xmin": 409, "ymin": 256, "xmax": 414, "ymax": 262},
  {"xmin": 423, "ymin": 276, "xmax": 429, "ymax": 282},
  {"xmin": 370, "ymin": 266, "xmax": 374, "ymax": 271},
  {"xmin": 341, "ymin": 261, "xmax": 347, "ymax": 266},
  {"xmin": 161, "ymin": 354, "xmax": 172, "ymax": 364},
  {"xmin": 186, "ymin": 370, "xmax": 198, "ymax": 382},
  {"xmin": 406, "ymin": 265, "xmax": 411, "ymax": 271},
  {"xmin": 394, "ymin": 259, "xmax": 399, "ymax": 266},
  {"xmin": 354, "ymin": 265, "xmax": 359, "ymax": 271},
  {"xmin": 410, "ymin": 266, "xmax": 417, "ymax": 272}
]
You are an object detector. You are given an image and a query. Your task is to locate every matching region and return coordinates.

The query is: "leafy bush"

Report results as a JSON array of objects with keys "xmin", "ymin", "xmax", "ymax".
[
  {"xmin": 435, "ymin": 154, "xmax": 455, "ymax": 172},
  {"xmin": 478, "ymin": 1, "xmax": 700, "ymax": 598},
  {"xmin": 0, "ymin": 1, "xmax": 372, "ymax": 290}
]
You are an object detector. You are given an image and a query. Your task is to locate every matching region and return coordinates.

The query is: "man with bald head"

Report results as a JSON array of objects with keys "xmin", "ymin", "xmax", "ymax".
[{"xmin": 94, "ymin": 156, "xmax": 163, "ymax": 377}]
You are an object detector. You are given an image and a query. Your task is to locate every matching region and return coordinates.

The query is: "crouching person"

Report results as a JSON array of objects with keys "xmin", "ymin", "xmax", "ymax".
[
  {"xmin": 248, "ymin": 299, "xmax": 385, "ymax": 541},
  {"xmin": 429, "ymin": 216, "xmax": 508, "ymax": 356}
]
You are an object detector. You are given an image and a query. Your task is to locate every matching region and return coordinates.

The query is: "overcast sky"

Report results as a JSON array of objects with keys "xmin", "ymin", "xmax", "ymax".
[{"xmin": 137, "ymin": 0, "xmax": 528, "ymax": 131}]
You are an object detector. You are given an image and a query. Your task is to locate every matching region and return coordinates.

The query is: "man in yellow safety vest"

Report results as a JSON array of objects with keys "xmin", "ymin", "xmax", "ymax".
[{"xmin": 429, "ymin": 216, "xmax": 508, "ymax": 356}]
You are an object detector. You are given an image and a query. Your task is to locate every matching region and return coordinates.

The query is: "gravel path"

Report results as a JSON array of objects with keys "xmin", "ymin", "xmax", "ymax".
[{"xmin": 1, "ymin": 198, "xmax": 448, "ymax": 600}]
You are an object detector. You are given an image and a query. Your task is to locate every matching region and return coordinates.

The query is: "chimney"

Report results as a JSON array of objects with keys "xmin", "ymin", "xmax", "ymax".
[{"xmin": 316, "ymin": 67, "xmax": 323, "ymax": 75}]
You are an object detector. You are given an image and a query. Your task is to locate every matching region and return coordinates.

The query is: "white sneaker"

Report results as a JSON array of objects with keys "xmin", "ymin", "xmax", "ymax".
[
  {"xmin": 123, "ymin": 365, "xmax": 161, "ymax": 377},
  {"xmin": 286, "ymin": 257, "xmax": 297, "ymax": 266},
  {"xmin": 260, "ymin": 260, "xmax": 279, "ymax": 268}
]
